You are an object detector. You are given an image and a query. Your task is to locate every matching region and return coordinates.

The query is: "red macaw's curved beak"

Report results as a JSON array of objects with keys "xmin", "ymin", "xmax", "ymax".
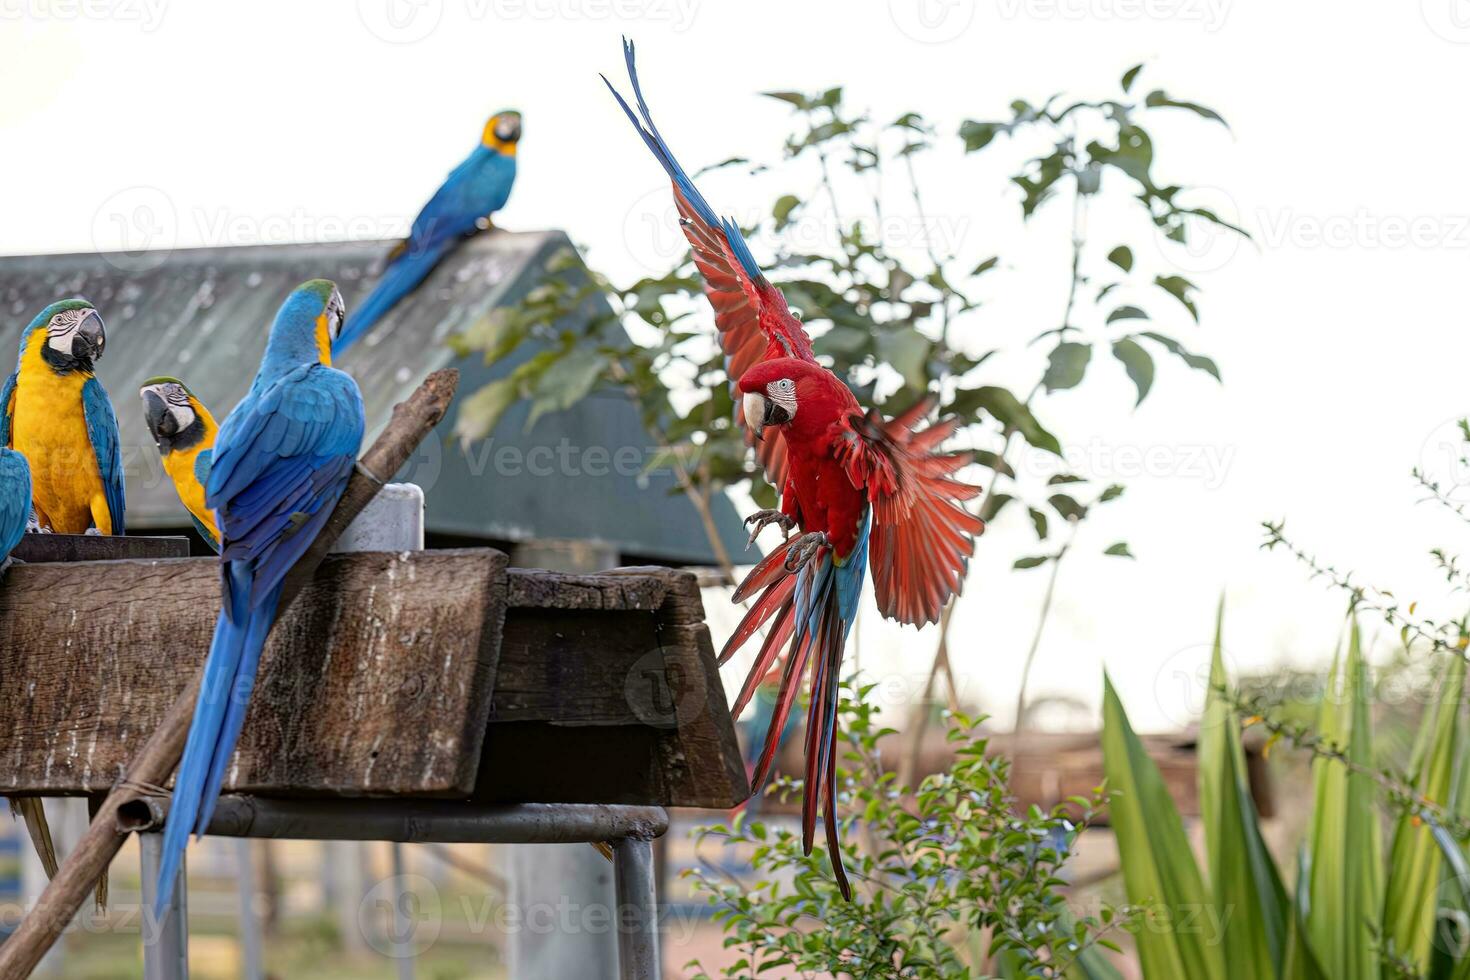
[{"xmin": 742, "ymin": 391, "xmax": 790, "ymax": 441}]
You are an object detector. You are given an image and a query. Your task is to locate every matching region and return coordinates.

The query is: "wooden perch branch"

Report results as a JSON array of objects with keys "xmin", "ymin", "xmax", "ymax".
[{"xmin": 0, "ymin": 368, "xmax": 459, "ymax": 978}]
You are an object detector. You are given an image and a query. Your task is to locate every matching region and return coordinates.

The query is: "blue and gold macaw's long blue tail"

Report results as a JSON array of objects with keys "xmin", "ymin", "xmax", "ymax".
[
  {"xmin": 721, "ymin": 511, "xmax": 871, "ymax": 900},
  {"xmin": 153, "ymin": 564, "xmax": 281, "ymax": 911},
  {"xmin": 336, "ymin": 235, "xmax": 460, "ymax": 354}
]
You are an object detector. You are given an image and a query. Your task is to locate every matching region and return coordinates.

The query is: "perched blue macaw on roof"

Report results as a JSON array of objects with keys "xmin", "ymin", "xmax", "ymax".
[
  {"xmin": 154, "ymin": 280, "xmax": 364, "ymax": 911},
  {"xmin": 335, "ymin": 110, "xmax": 522, "ymax": 353},
  {"xmin": 1, "ymin": 299, "xmax": 125, "ymax": 535}
]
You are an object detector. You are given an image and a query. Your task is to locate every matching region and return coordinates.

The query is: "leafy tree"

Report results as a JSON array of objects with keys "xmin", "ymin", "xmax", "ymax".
[
  {"xmin": 684, "ymin": 687, "xmax": 1127, "ymax": 979},
  {"xmin": 453, "ymin": 64, "xmax": 1241, "ymax": 726}
]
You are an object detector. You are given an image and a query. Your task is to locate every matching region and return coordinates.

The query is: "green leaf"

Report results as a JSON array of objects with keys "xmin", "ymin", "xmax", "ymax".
[
  {"xmin": 1306, "ymin": 618, "xmax": 1382, "ymax": 980},
  {"xmin": 1102, "ymin": 675, "xmax": 1226, "ymax": 980},
  {"xmin": 955, "ymin": 386, "xmax": 1061, "ymax": 455},
  {"xmin": 1198, "ymin": 599, "xmax": 1292, "ymax": 980},
  {"xmin": 1384, "ymin": 650, "xmax": 1465, "ymax": 971},
  {"xmin": 1047, "ymin": 493, "xmax": 1086, "ymax": 522},
  {"xmin": 1121, "ymin": 64, "xmax": 1144, "ymax": 93},
  {"xmin": 1042, "ymin": 342, "xmax": 1091, "ymax": 392},
  {"xmin": 1106, "ymin": 305, "xmax": 1147, "ymax": 324},
  {"xmin": 1100, "ymin": 484, "xmax": 1125, "ymax": 502},
  {"xmin": 1154, "ymin": 275, "xmax": 1200, "ymax": 322},
  {"xmin": 454, "ymin": 376, "xmax": 520, "ymax": 446},
  {"xmin": 974, "ymin": 450, "xmax": 1015, "ymax": 479},
  {"xmin": 1028, "ymin": 507, "xmax": 1049, "ymax": 541},
  {"xmin": 1139, "ymin": 331, "xmax": 1221, "ymax": 382},
  {"xmin": 1112, "ymin": 338, "xmax": 1155, "ymax": 405},
  {"xmin": 1107, "ymin": 245, "xmax": 1133, "ymax": 272},
  {"xmin": 958, "ymin": 120, "xmax": 1008, "ymax": 153},
  {"xmin": 1013, "ymin": 555, "xmax": 1050, "ymax": 570},
  {"xmin": 876, "ymin": 329, "xmax": 931, "ymax": 390},
  {"xmin": 773, "ymin": 194, "xmax": 801, "ymax": 232},
  {"xmin": 972, "ymin": 255, "xmax": 1000, "ymax": 276},
  {"xmin": 1103, "ymin": 542, "xmax": 1134, "ymax": 559},
  {"xmin": 763, "ymin": 90, "xmax": 810, "ymax": 110},
  {"xmin": 1144, "ymin": 90, "xmax": 1230, "ymax": 130},
  {"xmin": 525, "ymin": 347, "xmax": 606, "ymax": 430}
]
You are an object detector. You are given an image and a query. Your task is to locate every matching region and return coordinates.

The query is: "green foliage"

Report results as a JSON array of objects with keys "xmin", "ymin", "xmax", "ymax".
[
  {"xmin": 454, "ymin": 65, "xmax": 1240, "ymax": 543},
  {"xmin": 1101, "ymin": 675, "xmax": 1224, "ymax": 980},
  {"xmin": 1106, "ymin": 602, "xmax": 1470, "ymax": 980},
  {"xmin": 1305, "ymin": 620, "xmax": 1383, "ymax": 980},
  {"xmin": 684, "ymin": 689, "xmax": 1125, "ymax": 978}
]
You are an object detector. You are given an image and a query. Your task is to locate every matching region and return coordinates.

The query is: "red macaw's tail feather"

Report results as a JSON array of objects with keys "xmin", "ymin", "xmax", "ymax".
[
  {"xmin": 730, "ymin": 542, "xmax": 856, "ymax": 895},
  {"xmin": 731, "ymin": 535, "xmax": 800, "ymax": 604},
  {"xmin": 731, "ymin": 596, "xmax": 797, "ymax": 718},
  {"xmin": 720, "ymin": 573, "xmax": 797, "ymax": 666},
  {"xmin": 834, "ymin": 402, "xmax": 987, "ymax": 627}
]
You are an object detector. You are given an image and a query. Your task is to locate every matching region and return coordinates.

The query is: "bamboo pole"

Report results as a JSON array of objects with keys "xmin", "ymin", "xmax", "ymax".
[{"xmin": 0, "ymin": 368, "xmax": 459, "ymax": 978}]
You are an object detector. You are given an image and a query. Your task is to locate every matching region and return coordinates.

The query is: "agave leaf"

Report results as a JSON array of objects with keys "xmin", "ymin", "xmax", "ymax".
[
  {"xmin": 1384, "ymin": 651, "xmax": 1465, "ymax": 970},
  {"xmin": 1305, "ymin": 617, "xmax": 1382, "ymax": 980},
  {"xmin": 1198, "ymin": 598, "xmax": 1293, "ymax": 978},
  {"xmin": 1102, "ymin": 673, "xmax": 1225, "ymax": 980}
]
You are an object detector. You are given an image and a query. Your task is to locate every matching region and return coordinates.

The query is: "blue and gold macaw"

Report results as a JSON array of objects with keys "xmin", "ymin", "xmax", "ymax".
[
  {"xmin": 335, "ymin": 110, "xmax": 521, "ymax": 353},
  {"xmin": 139, "ymin": 378, "xmax": 220, "ymax": 551},
  {"xmin": 1, "ymin": 299, "xmax": 125, "ymax": 535},
  {"xmin": 154, "ymin": 280, "xmax": 364, "ymax": 910},
  {"xmin": 0, "ymin": 447, "xmax": 54, "ymax": 885},
  {"xmin": 0, "ymin": 448, "xmax": 28, "ymax": 572}
]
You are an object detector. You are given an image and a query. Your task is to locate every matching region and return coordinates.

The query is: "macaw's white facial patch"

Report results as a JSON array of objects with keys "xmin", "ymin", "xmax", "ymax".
[
  {"xmin": 46, "ymin": 308, "xmax": 87, "ymax": 353},
  {"xmin": 765, "ymin": 378, "xmax": 798, "ymax": 420}
]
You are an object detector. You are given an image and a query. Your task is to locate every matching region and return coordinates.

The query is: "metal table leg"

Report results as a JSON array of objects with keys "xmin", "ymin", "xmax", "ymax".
[
  {"xmin": 612, "ymin": 837, "xmax": 660, "ymax": 980},
  {"xmin": 233, "ymin": 838, "xmax": 265, "ymax": 980},
  {"xmin": 140, "ymin": 832, "xmax": 188, "ymax": 980}
]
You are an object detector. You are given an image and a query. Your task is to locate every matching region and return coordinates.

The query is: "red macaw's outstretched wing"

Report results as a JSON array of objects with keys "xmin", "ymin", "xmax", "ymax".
[
  {"xmin": 603, "ymin": 38, "xmax": 814, "ymax": 488},
  {"xmin": 834, "ymin": 399, "xmax": 985, "ymax": 626}
]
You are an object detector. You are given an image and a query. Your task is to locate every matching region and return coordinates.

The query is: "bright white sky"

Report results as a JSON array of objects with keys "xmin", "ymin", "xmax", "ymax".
[{"xmin": 3, "ymin": 0, "xmax": 1468, "ymax": 731}]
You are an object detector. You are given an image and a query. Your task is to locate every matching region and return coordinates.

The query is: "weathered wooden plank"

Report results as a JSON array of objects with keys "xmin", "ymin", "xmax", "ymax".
[
  {"xmin": 0, "ymin": 548, "xmax": 507, "ymax": 797},
  {"xmin": 474, "ymin": 567, "xmax": 749, "ymax": 809},
  {"xmin": 11, "ymin": 533, "xmax": 190, "ymax": 563}
]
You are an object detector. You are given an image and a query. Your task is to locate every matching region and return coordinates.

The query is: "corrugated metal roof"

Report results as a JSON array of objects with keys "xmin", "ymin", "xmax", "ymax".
[{"xmin": 0, "ymin": 232, "xmax": 751, "ymax": 566}]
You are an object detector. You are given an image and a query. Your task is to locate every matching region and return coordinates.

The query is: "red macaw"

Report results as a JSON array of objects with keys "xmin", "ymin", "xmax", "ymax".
[{"xmin": 605, "ymin": 40, "xmax": 984, "ymax": 896}]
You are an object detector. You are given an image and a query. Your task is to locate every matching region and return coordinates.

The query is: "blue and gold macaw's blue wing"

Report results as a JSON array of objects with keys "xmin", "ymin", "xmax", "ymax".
[
  {"xmin": 0, "ymin": 371, "xmax": 16, "ymax": 447},
  {"xmin": 156, "ymin": 362, "xmax": 363, "ymax": 909},
  {"xmin": 0, "ymin": 449, "xmax": 31, "ymax": 561},
  {"xmin": 206, "ymin": 364, "xmax": 363, "ymax": 608},
  {"xmin": 335, "ymin": 129, "xmax": 517, "ymax": 354},
  {"xmin": 192, "ymin": 449, "xmax": 220, "ymax": 552},
  {"xmin": 82, "ymin": 378, "xmax": 125, "ymax": 534}
]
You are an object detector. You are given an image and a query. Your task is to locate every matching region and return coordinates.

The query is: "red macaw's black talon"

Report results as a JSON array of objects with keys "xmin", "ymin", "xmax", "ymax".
[{"xmin": 605, "ymin": 38, "xmax": 984, "ymax": 898}]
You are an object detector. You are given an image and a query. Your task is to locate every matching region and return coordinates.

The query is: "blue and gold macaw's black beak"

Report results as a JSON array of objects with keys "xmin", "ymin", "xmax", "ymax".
[
  {"xmin": 142, "ymin": 388, "xmax": 174, "ymax": 441},
  {"xmin": 74, "ymin": 308, "xmax": 105, "ymax": 362},
  {"xmin": 493, "ymin": 111, "xmax": 522, "ymax": 144}
]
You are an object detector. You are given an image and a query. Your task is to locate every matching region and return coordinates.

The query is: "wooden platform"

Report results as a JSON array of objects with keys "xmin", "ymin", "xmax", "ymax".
[{"xmin": 0, "ymin": 551, "xmax": 747, "ymax": 810}]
